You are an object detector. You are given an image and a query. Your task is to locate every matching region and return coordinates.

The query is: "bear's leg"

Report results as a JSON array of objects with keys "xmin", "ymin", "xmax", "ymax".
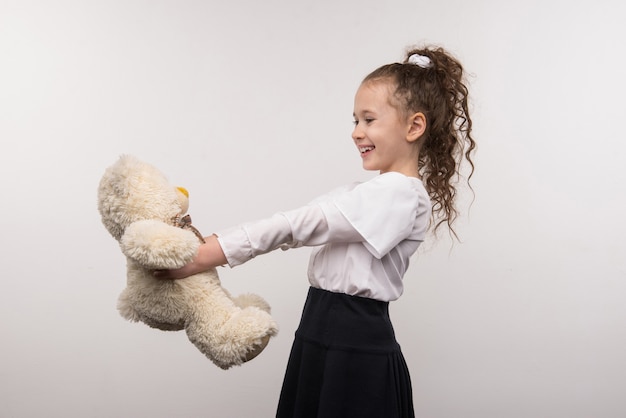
[
  {"xmin": 186, "ymin": 303, "xmax": 278, "ymax": 369},
  {"xmin": 231, "ymin": 293, "xmax": 272, "ymax": 314}
]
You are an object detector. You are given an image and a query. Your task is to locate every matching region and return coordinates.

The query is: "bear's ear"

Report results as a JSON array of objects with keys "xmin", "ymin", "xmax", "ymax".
[{"xmin": 120, "ymin": 219, "xmax": 201, "ymax": 269}]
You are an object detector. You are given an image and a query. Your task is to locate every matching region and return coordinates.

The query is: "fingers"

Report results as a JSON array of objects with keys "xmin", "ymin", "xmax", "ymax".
[
  {"xmin": 153, "ymin": 269, "xmax": 175, "ymax": 280},
  {"xmin": 152, "ymin": 262, "xmax": 200, "ymax": 280},
  {"xmin": 153, "ymin": 268, "xmax": 188, "ymax": 280}
]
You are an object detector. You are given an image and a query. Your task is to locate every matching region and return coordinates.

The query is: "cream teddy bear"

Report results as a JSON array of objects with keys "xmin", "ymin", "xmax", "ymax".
[{"xmin": 97, "ymin": 155, "xmax": 278, "ymax": 369}]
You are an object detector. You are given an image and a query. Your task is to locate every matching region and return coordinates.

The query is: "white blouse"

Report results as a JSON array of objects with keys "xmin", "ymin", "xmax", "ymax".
[{"xmin": 216, "ymin": 172, "xmax": 431, "ymax": 301}]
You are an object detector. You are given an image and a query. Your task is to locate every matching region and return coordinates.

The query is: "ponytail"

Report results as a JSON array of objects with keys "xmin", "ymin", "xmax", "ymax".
[{"xmin": 363, "ymin": 46, "xmax": 476, "ymax": 238}]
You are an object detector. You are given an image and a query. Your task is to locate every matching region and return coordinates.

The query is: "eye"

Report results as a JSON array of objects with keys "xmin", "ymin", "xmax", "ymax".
[{"xmin": 353, "ymin": 118, "xmax": 374, "ymax": 126}]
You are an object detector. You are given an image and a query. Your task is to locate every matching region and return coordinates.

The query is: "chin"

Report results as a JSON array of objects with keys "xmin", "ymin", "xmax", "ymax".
[{"xmin": 362, "ymin": 163, "xmax": 378, "ymax": 172}]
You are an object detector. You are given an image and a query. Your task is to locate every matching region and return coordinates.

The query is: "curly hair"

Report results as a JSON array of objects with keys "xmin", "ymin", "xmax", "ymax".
[{"xmin": 362, "ymin": 46, "xmax": 476, "ymax": 238}]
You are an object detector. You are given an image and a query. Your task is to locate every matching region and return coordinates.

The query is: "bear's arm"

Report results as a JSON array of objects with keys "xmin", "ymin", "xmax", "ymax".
[{"xmin": 120, "ymin": 219, "xmax": 201, "ymax": 269}]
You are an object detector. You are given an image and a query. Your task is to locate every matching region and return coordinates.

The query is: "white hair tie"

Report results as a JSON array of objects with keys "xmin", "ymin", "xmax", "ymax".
[{"xmin": 408, "ymin": 54, "xmax": 432, "ymax": 68}]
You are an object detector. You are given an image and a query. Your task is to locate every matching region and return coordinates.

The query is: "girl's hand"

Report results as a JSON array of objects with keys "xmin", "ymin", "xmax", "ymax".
[
  {"xmin": 153, "ymin": 259, "xmax": 205, "ymax": 280},
  {"xmin": 153, "ymin": 234, "xmax": 228, "ymax": 280}
]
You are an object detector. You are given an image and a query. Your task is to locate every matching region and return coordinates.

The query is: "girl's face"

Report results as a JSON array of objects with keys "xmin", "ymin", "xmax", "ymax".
[{"xmin": 352, "ymin": 81, "xmax": 423, "ymax": 177}]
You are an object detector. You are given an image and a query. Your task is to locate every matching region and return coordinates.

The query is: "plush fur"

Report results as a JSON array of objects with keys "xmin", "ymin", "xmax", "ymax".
[{"xmin": 98, "ymin": 155, "xmax": 278, "ymax": 369}]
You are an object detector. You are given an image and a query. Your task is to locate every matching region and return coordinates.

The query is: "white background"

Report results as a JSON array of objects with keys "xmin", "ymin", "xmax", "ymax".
[{"xmin": 1, "ymin": 1, "xmax": 625, "ymax": 417}]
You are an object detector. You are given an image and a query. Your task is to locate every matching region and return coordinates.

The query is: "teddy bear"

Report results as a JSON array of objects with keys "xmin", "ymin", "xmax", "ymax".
[{"xmin": 97, "ymin": 155, "xmax": 278, "ymax": 369}]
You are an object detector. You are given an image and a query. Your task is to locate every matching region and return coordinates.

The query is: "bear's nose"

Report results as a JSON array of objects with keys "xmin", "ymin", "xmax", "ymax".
[{"xmin": 177, "ymin": 186, "xmax": 189, "ymax": 198}]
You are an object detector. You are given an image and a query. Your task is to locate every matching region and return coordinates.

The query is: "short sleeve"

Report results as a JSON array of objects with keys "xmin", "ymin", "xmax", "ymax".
[{"xmin": 329, "ymin": 172, "xmax": 420, "ymax": 258}]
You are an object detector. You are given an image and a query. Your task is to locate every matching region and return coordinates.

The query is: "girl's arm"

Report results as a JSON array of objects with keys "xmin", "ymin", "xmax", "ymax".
[
  {"xmin": 153, "ymin": 234, "xmax": 227, "ymax": 280},
  {"xmin": 156, "ymin": 173, "xmax": 422, "ymax": 280},
  {"xmin": 154, "ymin": 203, "xmax": 352, "ymax": 280}
]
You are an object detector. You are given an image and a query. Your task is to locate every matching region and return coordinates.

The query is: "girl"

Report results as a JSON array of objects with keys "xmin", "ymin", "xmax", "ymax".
[{"xmin": 156, "ymin": 46, "xmax": 475, "ymax": 418}]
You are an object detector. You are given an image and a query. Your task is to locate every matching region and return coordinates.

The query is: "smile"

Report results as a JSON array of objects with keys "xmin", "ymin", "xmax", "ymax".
[{"xmin": 359, "ymin": 146, "xmax": 375, "ymax": 154}]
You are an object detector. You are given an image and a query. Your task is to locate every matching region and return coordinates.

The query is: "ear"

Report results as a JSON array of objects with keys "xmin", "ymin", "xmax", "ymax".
[{"xmin": 407, "ymin": 112, "xmax": 426, "ymax": 142}]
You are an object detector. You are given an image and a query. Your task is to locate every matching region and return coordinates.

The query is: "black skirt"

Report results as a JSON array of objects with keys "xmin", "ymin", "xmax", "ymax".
[{"xmin": 276, "ymin": 287, "xmax": 415, "ymax": 418}]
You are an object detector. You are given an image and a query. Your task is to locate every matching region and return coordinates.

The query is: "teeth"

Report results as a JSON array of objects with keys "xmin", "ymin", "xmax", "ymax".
[{"xmin": 359, "ymin": 146, "xmax": 374, "ymax": 153}]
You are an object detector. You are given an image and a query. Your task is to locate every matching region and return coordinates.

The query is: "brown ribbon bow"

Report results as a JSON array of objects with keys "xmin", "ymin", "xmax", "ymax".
[{"xmin": 172, "ymin": 214, "xmax": 206, "ymax": 243}]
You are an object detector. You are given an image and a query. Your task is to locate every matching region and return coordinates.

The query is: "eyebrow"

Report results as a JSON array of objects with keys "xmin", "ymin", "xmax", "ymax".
[{"xmin": 353, "ymin": 109, "xmax": 375, "ymax": 117}]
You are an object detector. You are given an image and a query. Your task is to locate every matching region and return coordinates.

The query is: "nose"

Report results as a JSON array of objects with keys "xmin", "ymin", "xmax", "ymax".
[
  {"xmin": 177, "ymin": 186, "xmax": 189, "ymax": 197},
  {"xmin": 352, "ymin": 123, "xmax": 364, "ymax": 141}
]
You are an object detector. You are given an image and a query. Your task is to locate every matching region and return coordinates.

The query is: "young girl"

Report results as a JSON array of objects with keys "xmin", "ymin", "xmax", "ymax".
[{"xmin": 156, "ymin": 46, "xmax": 475, "ymax": 418}]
